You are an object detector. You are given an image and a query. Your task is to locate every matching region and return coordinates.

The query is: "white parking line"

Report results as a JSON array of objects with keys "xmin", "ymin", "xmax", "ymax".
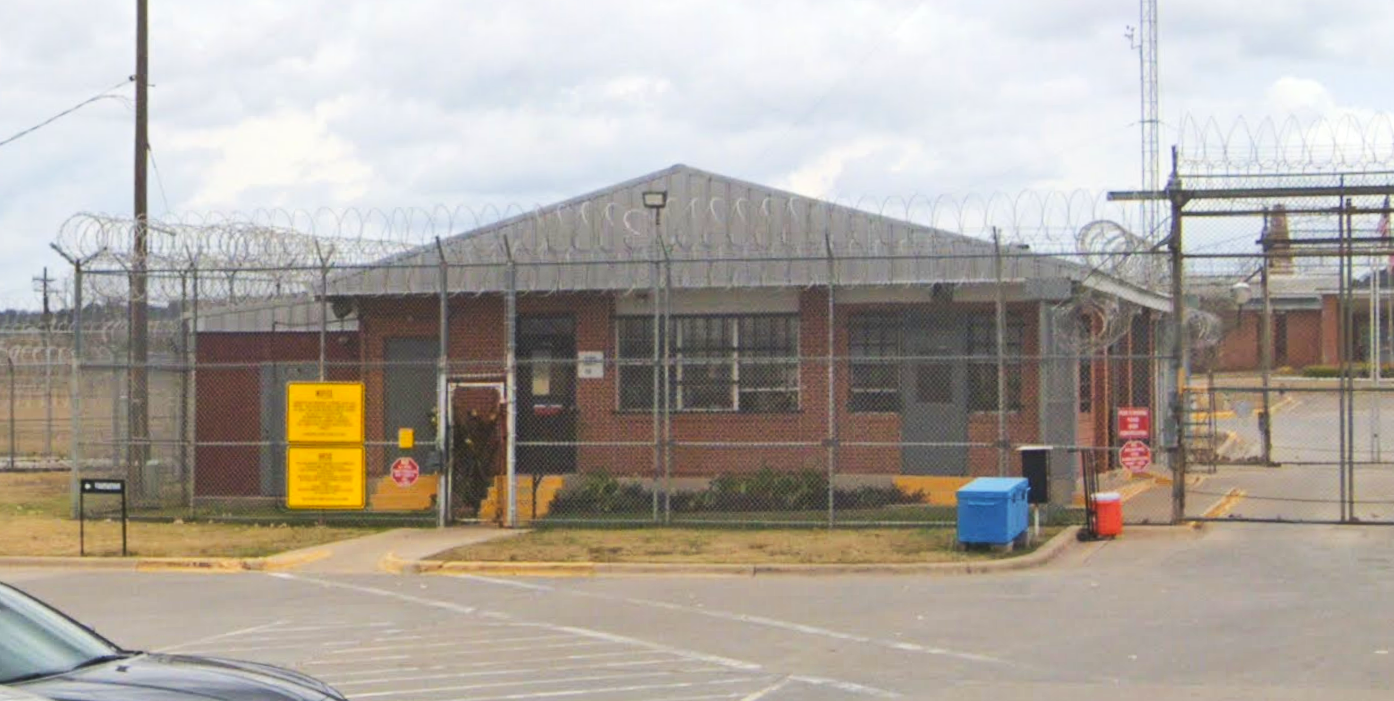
[
  {"xmin": 416, "ymin": 676, "xmax": 764, "ymax": 701},
  {"xmin": 456, "ymin": 574, "xmax": 1007, "ymax": 666},
  {"xmin": 318, "ymin": 649, "xmax": 666, "ymax": 681},
  {"xmin": 327, "ymin": 634, "xmax": 574, "ymax": 654},
  {"xmin": 330, "ymin": 655, "xmax": 692, "ymax": 688},
  {"xmin": 302, "ymin": 639, "xmax": 616, "ymax": 666},
  {"xmin": 350, "ymin": 668, "xmax": 741, "ymax": 699},
  {"xmin": 270, "ymin": 573, "xmax": 899, "ymax": 698},
  {"xmin": 157, "ymin": 620, "xmax": 286, "ymax": 652}
]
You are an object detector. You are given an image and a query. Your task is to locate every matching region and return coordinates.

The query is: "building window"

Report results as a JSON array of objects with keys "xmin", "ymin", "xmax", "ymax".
[
  {"xmin": 849, "ymin": 313, "xmax": 902, "ymax": 412},
  {"xmin": 616, "ymin": 318, "xmax": 659, "ymax": 410},
  {"xmin": 966, "ymin": 313, "xmax": 1024, "ymax": 411},
  {"xmin": 615, "ymin": 315, "xmax": 799, "ymax": 412}
]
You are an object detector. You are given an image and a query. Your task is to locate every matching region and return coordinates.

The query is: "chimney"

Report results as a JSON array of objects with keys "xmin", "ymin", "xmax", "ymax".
[{"xmin": 1264, "ymin": 204, "xmax": 1295, "ymax": 275}]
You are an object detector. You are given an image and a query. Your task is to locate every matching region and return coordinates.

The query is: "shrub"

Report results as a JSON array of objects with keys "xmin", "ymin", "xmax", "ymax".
[
  {"xmin": 549, "ymin": 471, "xmax": 652, "ymax": 515},
  {"xmin": 1301, "ymin": 363, "xmax": 1394, "ymax": 378}
]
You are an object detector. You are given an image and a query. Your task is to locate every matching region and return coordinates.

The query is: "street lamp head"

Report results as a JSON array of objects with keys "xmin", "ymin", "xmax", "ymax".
[
  {"xmin": 641, "ymin": 190, "xmax": 668, "ymax": 210},
  {"xmin": 1230, "ymin": 281, "xmax": 1253, "ymax": 307}
]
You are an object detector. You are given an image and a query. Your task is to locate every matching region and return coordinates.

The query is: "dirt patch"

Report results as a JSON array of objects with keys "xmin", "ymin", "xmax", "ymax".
[{"xmin": 433, "ymin": 527, "xmax": 1061, "ymax": 565}]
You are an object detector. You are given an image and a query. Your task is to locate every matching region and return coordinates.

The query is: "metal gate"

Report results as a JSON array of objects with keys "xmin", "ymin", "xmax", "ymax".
[{"xmin": 1117, "ymin": 167, "xmax": 1394, "ymax": 524}]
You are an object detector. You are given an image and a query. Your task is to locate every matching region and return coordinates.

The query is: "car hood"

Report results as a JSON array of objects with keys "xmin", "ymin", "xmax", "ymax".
[{"xmin": 19, "ymin": 654, "xmax": 342, "ymax": 701}]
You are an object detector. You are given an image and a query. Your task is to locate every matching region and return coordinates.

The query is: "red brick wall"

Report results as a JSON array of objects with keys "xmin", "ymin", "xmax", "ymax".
[
  {"xmin": 194, "ymin": 331, "xmax": 359, "ymax": 497},
  {"xmin": 1322, "ymin": 295, "xmax": 1340, "ymax": 365},
  {"xmin": 357, "ymin": 293, "xmax": 1048, "ymax": 478},
  {"xmin": 1214, "ymin": 313, "xmax": 1259, "ymax": 371},
  {"xmin": 1283, "ymin": 310, "xmax": 1322, "ymax": 368},
  {"xmin": 1212, "ymin": 309, "xmax": 1324, "ymax": 371}
]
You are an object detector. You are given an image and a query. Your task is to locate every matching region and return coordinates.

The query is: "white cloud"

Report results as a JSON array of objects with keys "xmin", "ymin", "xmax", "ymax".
[
  {"xmin": 4, "ymin": 0, "xmax": 1394, "ymax": 304},
  {"xmin": 166, "ymin": 106, "xmax": 373, "ymax": 209}
]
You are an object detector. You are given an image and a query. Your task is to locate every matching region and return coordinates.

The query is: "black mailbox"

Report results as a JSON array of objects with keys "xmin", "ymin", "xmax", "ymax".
[{"xmin": 1017, "ymin": 445, "xmax": 1051, "ymax": 505}]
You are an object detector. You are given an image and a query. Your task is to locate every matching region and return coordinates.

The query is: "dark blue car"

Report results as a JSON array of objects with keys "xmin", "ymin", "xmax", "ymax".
[{"xmin": 0, "ymin": 583, "xmax": 347, "ymax": 701}]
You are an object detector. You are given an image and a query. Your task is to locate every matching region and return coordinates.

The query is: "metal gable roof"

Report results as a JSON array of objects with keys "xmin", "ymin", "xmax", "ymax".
[{"xmin": 324, "ymin": 164, "xmax": 1169, "ymax": 311}]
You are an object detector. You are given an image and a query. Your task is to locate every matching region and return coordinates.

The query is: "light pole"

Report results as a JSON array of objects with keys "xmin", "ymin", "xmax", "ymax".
[{"xmin": 641, "ymin": 190, "xmax": 670, "ymax": 521}]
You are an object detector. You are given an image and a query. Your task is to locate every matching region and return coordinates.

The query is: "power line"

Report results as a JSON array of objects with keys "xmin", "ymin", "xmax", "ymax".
[
  {"xmin": 0, "ymin": 78, "xmax": 134, "ymax": 151},
  {"xmin": 147, "ymin": 143, "xmax": 172, "ymax": 215}
]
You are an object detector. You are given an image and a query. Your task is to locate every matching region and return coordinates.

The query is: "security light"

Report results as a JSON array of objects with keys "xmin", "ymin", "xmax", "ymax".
[
  {"xmin": 1229, "ymin": 281, "xmax": 1253, "ymax": 307},
  {"xmin": 642, "ymin": 190, "xmax": 668, "ymax": 209}
]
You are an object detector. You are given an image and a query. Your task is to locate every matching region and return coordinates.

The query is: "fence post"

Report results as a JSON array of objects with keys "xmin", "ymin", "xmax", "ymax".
[
  {"xmin": 435, "ymin": 237, "xmax": 450, "ymax": 528},
  {"xmin": 651, "ymin": 233, "xmax": 662, "ymax": 524},
  {"xmin": 662, "ymin": 251, "xmax": 673, "ymax": 523},
  {"xmin": 7, "ymin": 353, "xmax": 15, "ymax": 471},
  {"xmin": 111, "ymin": 349, "xmax": 121, "ymax": 478},
  {"xmin": 993, "ymin": 227, "xmax": 1008, "ymax": 476},
  {"xmin": 824, "ymin": 228, "xmax": 837, "ymax": 528},
  {"xmin": 50, "ymin": 248, "xmax": 92, "ymax": 519},
  {"xmin": 1168, "ymin": 162, "xmax": 1188, "ymax": 525},
  {"xmin": 502, "ymin": 237, "xmax": 518, "ymax": 528},
  {"xmin": 187, "ymin": 264, "xmax": 199, "ymax": 511}
]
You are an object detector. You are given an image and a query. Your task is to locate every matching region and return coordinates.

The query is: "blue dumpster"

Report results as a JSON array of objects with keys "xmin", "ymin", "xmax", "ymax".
[{"xmin": 956, "ymin": 477, "xmax": 1030, "ymax": 546}]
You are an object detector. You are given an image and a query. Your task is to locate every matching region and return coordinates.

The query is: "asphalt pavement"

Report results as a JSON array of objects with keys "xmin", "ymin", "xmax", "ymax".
[
  {"xmin": 7, "ymin": 523, "xmax": 1394, "ymax": 701},
  {"xmin": 1202, "ymin": 390, "xmax": 1394, "ymax": 522}
]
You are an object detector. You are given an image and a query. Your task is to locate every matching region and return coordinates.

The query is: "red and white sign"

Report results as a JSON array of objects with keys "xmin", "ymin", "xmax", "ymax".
[
  {"xmin": 1117, "ymin": 407, "xmax": 1151, "ymax": 440},
  {"xmin": 390, "ymin": 457, "xmax": 420, "ymax": 488},
  {"xmin": 1119, "ymin": 440, "xmax": 1152, "ymax": 473}
]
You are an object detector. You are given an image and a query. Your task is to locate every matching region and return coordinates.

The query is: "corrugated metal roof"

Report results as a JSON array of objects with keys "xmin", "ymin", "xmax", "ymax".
[
  {"xmin": 195, "ymin": 295, "xmax": 357, "ymax": 333},
  {"xmin": 324, "ymin": 164, "xmax": 1169, "ymax": 310}
]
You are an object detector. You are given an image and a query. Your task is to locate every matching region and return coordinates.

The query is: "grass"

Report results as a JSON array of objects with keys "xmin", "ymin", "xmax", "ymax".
[
  {"xmin": 0, "ymin": 471, "xmax": 375, "ymax": 558},
  {"xmin": 434, "ymin": 526, "xmax": 1064, "ymax": 565},
  {"xmin": 543, "ymin": 505, "xmax": 960, "ymax": 526}
]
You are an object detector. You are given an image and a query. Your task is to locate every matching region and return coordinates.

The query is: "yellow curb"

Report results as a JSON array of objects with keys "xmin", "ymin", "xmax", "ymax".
[
  {"xmin": 1190, "ymin": 411, "xmax": 1237, "ymax": 421},
  {"xmin": 379, "ymin": 552, "xmax": 409, "ymax": 574},
  {"xmin": 135, "ymin": 557, "xmax": 249, "ymax": 573},
  {"xmin": 1202, "ymin": 488, "xmax": 1247, "ymax": 519},
  {"xmin": 1267, "ymin": 394, "xmax": 1301, "ymax": 415},
  {"xmin": 434, "ymin": 561, "xmax": 597, "ymax": 577},
  {"xmin": 260, "ymin": 549, "xmax": 332, "ymax": 572}
]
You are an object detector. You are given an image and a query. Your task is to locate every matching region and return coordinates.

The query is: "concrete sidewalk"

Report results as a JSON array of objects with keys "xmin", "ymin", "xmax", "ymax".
[{"xmin": 285, "ymin": 526, "xmax": 523, "ymax": 574}]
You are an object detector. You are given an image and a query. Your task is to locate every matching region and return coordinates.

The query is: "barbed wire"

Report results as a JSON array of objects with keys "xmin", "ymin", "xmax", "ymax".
[{"xmin": 1177, "ymin": 114, "xmax": 1394, "ymax": 175}]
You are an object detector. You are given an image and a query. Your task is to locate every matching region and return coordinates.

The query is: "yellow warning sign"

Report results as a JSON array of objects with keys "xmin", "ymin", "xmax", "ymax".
[
  {"xmin": 286, "ymin": 446, "xmax": 366, "ymax": 510},
  {"xmin": 286, "ymin": 382, "xmax": 364, "ymax": 444}
]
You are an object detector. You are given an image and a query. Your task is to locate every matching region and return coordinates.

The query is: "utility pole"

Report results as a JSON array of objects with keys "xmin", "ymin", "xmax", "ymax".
[{"xmin": 129, "ymin": 0, "xmax": 151, "ymax": 489}]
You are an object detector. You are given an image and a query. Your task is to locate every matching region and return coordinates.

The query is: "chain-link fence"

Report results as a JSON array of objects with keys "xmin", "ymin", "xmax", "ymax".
[
  {"xmin": 26, "ymin": 168, "xmax": 1191, "ymax": 528},
  {"xmin": 1122, "ymin": 164, "xmax": 1394, "ymax": 524}
]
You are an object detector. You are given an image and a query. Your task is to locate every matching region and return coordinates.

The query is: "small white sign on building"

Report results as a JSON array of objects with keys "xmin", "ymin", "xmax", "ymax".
[{"xmin": 578, "ymin": 351, "xmax": 604, "ymax": 379}]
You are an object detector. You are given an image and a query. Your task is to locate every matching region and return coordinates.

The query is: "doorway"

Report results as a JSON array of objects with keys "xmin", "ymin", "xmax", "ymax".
[{"xmin": 516, "ymin": 316, "xmax": 577, "ymax": 474}]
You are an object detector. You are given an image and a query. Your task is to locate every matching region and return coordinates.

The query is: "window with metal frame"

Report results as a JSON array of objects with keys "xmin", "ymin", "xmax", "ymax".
[
  {"xmin": 966, "ymin": 313, "xmax": 1024, "ymax": 412},
  {"xmin": 849, "ymin": 313, "xmax": 901, "ymax": 412},
  {"xmin": 615, "ymin": 315, "xmax": 799, "ymax": 412}
]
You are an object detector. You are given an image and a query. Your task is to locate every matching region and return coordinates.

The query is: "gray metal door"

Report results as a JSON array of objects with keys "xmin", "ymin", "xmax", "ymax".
[
  {"xmin": 900, "ymin": 313, "xmax": 969, "ymax": 475},
  {"xmin": 259, "ymin": 363, "xmax": 318, "ymax": 497},
  {"xmin": 384, "ymin": 338, "xmax": 438, "ymax": 473}
]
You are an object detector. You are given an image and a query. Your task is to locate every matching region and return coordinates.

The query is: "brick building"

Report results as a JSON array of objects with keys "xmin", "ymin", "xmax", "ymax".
[{"xmin": 196, "ymin": 165, "xmax": 1169, "ymax": 510}]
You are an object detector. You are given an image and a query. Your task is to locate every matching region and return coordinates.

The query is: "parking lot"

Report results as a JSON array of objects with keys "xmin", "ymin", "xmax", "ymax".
[
  {"xmin": 1202, "ymin": 390, "xmax": 1394, "ymax": 522},
  {"xmin": 6, "ymin": 523, "xmax": 1394, "ymax": 701}
]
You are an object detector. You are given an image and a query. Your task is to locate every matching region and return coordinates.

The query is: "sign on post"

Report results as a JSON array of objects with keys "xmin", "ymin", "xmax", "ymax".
[
  {"xmin": 391, "ymin": 456, "xmax": 421, "ymax": 488},
  {"xmin": 286, "ymin": 446, "xmax": 367, "ymax": 509},
  {"xmin": 286, "ymin": 382, "xmax": 366, "ymax": 511},
  {"xmin": 79, "ymin": 478, "xmax": 127, "ymax": 556},
  {"xmin": 1117, "ymin": 407, "xmax": 1151, "ymax": 440},
  {"xmin": 1119, "ymin": 440, "xmax": 1152, "ymax": 473},
  {"xmin": 286, "ymin": 382, "xmax": 365, "ymax": 444}
]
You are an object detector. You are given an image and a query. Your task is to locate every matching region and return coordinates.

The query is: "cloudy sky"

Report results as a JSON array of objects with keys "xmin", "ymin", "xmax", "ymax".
[{"xmin": 2, "ymin": 0, "xmax": 1393, "ymax": 306}]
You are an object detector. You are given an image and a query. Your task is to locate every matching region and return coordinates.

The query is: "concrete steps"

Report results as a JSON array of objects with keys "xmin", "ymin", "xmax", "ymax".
[
  {"xmin": 478, "ymin": 475, "xmax": 566, "ymax": 523},
  {"xmin": 370, "ymin": 475, "xmax": 439, "ymax": 512}
]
